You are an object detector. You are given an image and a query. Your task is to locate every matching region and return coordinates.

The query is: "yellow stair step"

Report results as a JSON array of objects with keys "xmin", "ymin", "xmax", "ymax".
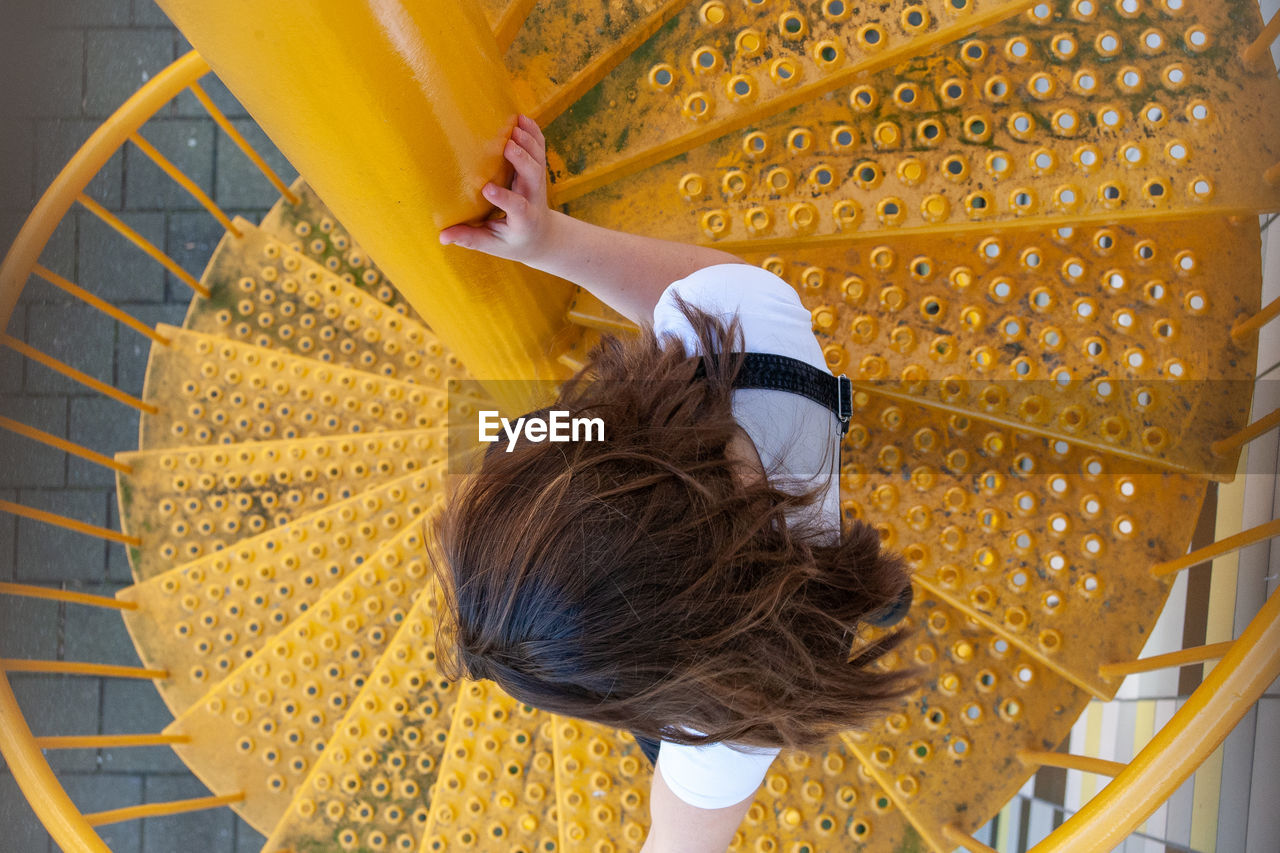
[
  {"xmin": 162, "ymin": 521, "xmax": 440, "ymax": 834},
  {"xmin": 263, "ymin": 581, "xmax": 460, "ymax": 853},
  {"xmin": 115, "ymin": 428, "xmax": 447, "ymax": 581},
  {"xmin": 559, "ymin": 0, "xmax": 1280, "ymax": 235},
  {"xmin": 117, "ymin": 463, "xmax": 445, "ymax": 711},
  {"xmin": 185, "ymin": 218, "xmax": 469, "ymax": 386},
  {"xmin": 838, "ymin": 388, "xmax": 1207, "ymax": 700},
  {"xmin": 551, "ymin": 717, "xmax": 651, "ymax": 851},
  {"xmin": 543, "ymin": 0, "xmax": 1039, "ymax": 204},
  {"xmin": 750, "ymin": 217, "xmax": 1259, "ymax": 480},
  {"xmin": 421, "ymin": 679, "xmax": 559, "ymax": 852},
  {"xmin": 137, "ymin": 324, "xmax": 488, "ymax": 452},
  {"xmin": 256, "ymin": 178, "xmax": 422, "ymax": 326}
]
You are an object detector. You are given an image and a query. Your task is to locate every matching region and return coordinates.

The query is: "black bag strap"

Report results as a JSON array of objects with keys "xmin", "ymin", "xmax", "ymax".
[{"xmin": 691, "ymin": 352, "xmax": 853, "ymax": 435}]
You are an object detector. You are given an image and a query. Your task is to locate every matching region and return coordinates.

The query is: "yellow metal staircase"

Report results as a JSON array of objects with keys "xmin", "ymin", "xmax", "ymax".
[{"xmin": 2, "ymin": 1, "xmax": 1280, "ymax": 851}]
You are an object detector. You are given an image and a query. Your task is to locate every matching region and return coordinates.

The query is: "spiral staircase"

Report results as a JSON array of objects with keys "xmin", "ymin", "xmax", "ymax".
[{"xmin": 2, "ymin": 1, "xmax": 1279, "ymax": 851}]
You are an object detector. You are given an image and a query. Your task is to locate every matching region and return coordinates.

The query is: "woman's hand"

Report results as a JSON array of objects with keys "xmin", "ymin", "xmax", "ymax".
[{"xmin": 439, "ymin": 113, "xmax": 555, "ymax": 265}]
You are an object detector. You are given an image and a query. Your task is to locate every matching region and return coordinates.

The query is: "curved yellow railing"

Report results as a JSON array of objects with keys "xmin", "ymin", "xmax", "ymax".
[
  {"xmin": 0, "ymin": 49, "xmax": 269, "ymax": 853},
  {"xmin": 1032, "ymin": 586, "xmax": 1280, "ymax": 853},
  {"xmin": 0, "ymin": 670, "xmax": 111, "ymax": 853},
  {"xmin": 0, "ymin": 51, "xmax": 209, "ymax": 333}
]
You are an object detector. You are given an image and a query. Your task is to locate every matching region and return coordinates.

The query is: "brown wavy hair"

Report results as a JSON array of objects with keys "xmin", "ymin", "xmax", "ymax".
[{"xmin": 428, "ymin": 292, "xmax": 918, "ymax": 752}]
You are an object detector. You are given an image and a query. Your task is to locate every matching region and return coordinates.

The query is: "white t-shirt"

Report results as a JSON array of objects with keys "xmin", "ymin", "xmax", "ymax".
[{"xmin": 647, "ymin": 263, "xmax": 843, "ymax": 809}]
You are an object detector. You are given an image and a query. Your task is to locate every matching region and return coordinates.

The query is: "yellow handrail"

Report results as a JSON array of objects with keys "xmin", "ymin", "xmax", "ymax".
[
  {"xmin": 1211, "ymin": 408, "xmax": 1280, "ymax": 456},
  {"xmin": 0, "ymin": 51, "xmax": 211, "ymax": 333},
  {"xmin": 0, "ymin": 498, "xmax": 142, "ymax": 546},
  {"xmin": 75, "ymin": 193, "xmax": 210, "ymax": 298},
  {"xmin": 1030, "ymin": 586, "xmax": 1280, "ymax": 853},
  {"xmin": 1241, "ymin": 8, "xmax": 1280, "ymax": 70},
  {"xmin": 1, "ymin": 334, "xmax": 159, "ymax": 414},
  {"xmin": 0, "ymin": 660, "xmax": 167, "ymax": 679},
  {"xmin": 0, "ymin": 671, "xmax": 111, "ymax": 852},
  {"xmin": 943, "ymin": 823, "xmax": 1001, "ymax": 853}
]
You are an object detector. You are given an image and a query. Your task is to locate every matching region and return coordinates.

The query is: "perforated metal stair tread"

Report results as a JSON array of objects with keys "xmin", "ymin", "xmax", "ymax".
[
  {"xmin": 137, "ymin": 324, "xmax": 489, "ymax": 452},
  {"xmin": 256, "ymin": 179, "xmax": 423, "ymax": 325},
  {"xmin": 837, "ymin": 388, "xmax": 1207, "ymax": 699},
  {"xmin": 421, "ymin": 679, "xmax": 558, "ymax": 852},
  {"xmin": 551, "ymin": 717, "xmax": 651, "ymax": 850},
  {"xmin": 544, "ymin": 0, "xmax": 1041, "ymax": 203},
  {"xmin": 559, "ymin": 0, "xmax": 1280, "ymax": 239},
  {"xmin": 186, "ymin": 219, "xmax": 468, "ymax": 386},
  {"xmin": 163, "ymin": 522, "xmax": 439, "ymax": 833},
  {"xmin": 115, "ymin": 428, "xmax": 447, "ymax": 581},
  {"xmin": 117, "ymin": 464, "xmax": 446, "ymax": 712},
  {"xmin": 262, "ymin": 587, "xmax": 459, "ymax": 853},
  {"xmin": 840, "ymin": 592, "xmax": 1089, "ymax": 849},
  {"xmin": 506, "ymin": 0, "xmax": 688, "ymax": 123},
  {"xmin": 739, "ymin": 218, "xmax": 1257, "ymax": 480}
]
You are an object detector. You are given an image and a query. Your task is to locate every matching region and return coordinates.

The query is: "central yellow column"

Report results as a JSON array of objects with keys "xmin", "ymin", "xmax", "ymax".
[{"xmin": 154, "ymin": 0, "xmax": 576, "ymax": 410}]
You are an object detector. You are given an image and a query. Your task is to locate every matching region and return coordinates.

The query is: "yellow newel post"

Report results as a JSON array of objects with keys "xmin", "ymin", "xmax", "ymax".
[{"xmin": 153, "ymin": 0, "xmax": 575, "ymax": 410}]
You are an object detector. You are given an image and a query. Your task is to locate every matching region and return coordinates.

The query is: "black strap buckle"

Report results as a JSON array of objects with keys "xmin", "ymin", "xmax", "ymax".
[{"xmin": 836, "ymin": 374, "xmax": 852, "ymax": 435}]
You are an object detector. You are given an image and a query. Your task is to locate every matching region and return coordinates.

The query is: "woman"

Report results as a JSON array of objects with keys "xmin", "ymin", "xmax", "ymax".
[{"xmin": 432, "ymin": 115, "xmax": 917, "ymax": 851}]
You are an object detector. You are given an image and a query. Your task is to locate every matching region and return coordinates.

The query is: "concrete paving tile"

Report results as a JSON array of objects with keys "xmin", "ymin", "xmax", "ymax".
[
  {"xmin": 0, "ymin": 395, "xmax": 68, "ymax": 489},
  {"xmin": 25, "ymin": 28, "xmax": 86, "ymax": 118},
  {"xmin": 0, "ymin": 489, "xmax": 16, "ymax": 580},
  {"xmin": 36, "ymin": 119, "xmax": 125, "ymax": 211},
  {"xmin": 8, "ymin": 673, "xmax": 102, "ymax": 773},
  {"xmin": 215, "ymin": 119, "xmax": 298, "ymax": 211},
  {"xmin": 235, "ymin": 823, "xmax": 266, "ymax": 853},
  {"xmin": 0, "ymin": 120, "xmax": 35, "ymax": 210},
  {"xmin": 0, "ymin": 213, "xmax": 24, "ymax": 264},
  {"xmin": 63, "ymin": 585, "xmax": 138, "ymax": 666},
  {"xmin": 1, "ymin": 305, "xmax": 26, "ymax": 392},
  {"xmin": 32, "ymin": 213, "xmax": 80, "ymax": 284},
  {"xmin": 171, "ymin": 74, "xmax": 250, "ymax": 121},
  {"xmin": 77, "ymin": 209, "xmax": 168, "ymax": 303},
  {"xmin": 167, "ymin": 209, "xmax": 229, "ymax": 290},
  {"xmin": 106, "ymin": 540, "xmax": 133, "ymax": 584},
  {"xmin": 100, "ymin": 679, "xmax": 186, "ymax": 774},
  {"xmin": 125, "ymin": 119, "xmax": 215, "ymax": 211},
  {"xmin": 62, "ymin": 772, "xmax": 144, "ymax": 853},
  {"xmin": 14, "ymin": 487, "xmax": 109, "ymax": 582},
  {"xmin": 23, "ymin": 302, "xmax": 116, "ymax": 396},
  {"xmin": 46, "ymin": 0, "xmax": 133, "ymax": 27},
  {"xmin": 132, "ymin": 0, "xmax": 175, "ymax": 28},
  {"xmin": 84, "ymin": 29, "xmax": 175, "ymax": 118},
  {"xmin": 113, "ymin": 302, "xmax": 189, "ymax": 399},
  {"xmin": 142, "ymin": 774, "xmax": 237, "ymax": 853},
  {"xmin": 68, "ymin": 396, "xmax": 139, "ymax": 488},
  {"xmin": 0, "ymin": 773, "xmax": 51, "ymax": 853},
  {"xmin": 0, "ymin": 592, "xmax": 60, "ymax": 659}
]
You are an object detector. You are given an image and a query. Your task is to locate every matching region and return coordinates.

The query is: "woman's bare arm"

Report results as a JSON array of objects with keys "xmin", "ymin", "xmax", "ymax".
[
  {"xmin": 639, "ymin": 759, "xmax": 755, "ymax": 853},
  {"xmin": 438, "ymin": 114, "xmax": 743, "ymax": 326}
]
